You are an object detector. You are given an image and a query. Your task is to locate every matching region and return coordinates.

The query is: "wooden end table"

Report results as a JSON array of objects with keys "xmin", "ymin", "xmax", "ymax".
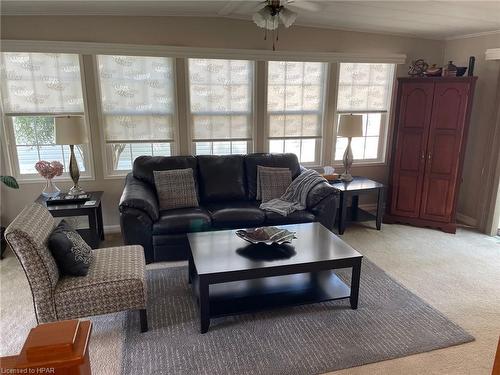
[
  {"xmin": 36, "ymin": 191, "xmax": 104, "ymax": 249},
  {"xmin": 330, "ymin": 177, "xmax": 385, "ymax": 235}
]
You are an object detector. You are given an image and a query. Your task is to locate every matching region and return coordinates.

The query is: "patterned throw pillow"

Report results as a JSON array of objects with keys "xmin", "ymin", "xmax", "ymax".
[
  {"xmin": 154, "ymin": 168, "xmax": 199, "ymax": 210},
  {"xmin": 257, "ymin": 166, "xmax": 292, "ymax": 203},
  {"xmin": 48, "ymin": 220, "xmax": 94, "ymax": 276}
]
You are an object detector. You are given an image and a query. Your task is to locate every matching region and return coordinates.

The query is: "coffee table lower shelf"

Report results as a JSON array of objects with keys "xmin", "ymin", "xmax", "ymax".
[{"xmin": 191, "ymin": 270, "xmax": 356, "ymax": 333}]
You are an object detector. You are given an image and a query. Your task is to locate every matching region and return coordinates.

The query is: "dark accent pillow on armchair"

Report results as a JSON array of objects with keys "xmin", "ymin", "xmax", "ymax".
[{"xmin": 48, "ymin": 220, "xmax": 94, "ymax": 276}]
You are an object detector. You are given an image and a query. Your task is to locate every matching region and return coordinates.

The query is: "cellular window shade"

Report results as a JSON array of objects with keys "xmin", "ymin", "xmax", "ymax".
[
  {"xmin": 97, "ymin": 55, "xmax": 175, "ymax": 143},
  {"xmin": 0, "ymin": 53, "xmax": 84, "ymax": 114},
  {"xmin": 337, "ymin": 63, "xmax": 395, "ymax": 112},
  {"xmin": 267, "ymin": 61, "xmax": 326, "ymax": 139},
  {"xmin": 188, "ymin": 59, "xmax": 253, "ymax": 141}
]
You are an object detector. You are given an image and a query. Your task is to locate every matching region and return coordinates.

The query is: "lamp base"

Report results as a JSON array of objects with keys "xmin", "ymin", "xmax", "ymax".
[
  {"xmin": 340, "ymin": 173, "xmax": 353, "ymax": 182},
  {"xmin": 68, "ymin": 185, "xmax": 85, "ymax": 196},
  {"xmin": 341, "ymin": 137, "xmax": 354, "ymax": 183},
  {"xmin": 68, "ymin": 144, "xmax": 84, "ymax": 196}
]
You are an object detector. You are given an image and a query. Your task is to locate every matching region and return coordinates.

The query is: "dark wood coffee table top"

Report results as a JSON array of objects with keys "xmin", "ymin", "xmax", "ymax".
[{"xmin": 188, "ymin": 222, "xmax": 362, "ymax": 276}]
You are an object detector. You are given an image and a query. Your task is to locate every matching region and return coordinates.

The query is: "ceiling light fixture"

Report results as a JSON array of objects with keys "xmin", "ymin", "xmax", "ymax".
[{"xmin": 253, "ymin": 0, "xmax": 298, "ymax": 50}]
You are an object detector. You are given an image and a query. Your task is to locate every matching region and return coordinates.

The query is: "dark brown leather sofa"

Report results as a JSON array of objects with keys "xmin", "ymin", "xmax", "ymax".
[{"xmin": 119, "ymin": 153, "xmax": 339, "ymax": 263}]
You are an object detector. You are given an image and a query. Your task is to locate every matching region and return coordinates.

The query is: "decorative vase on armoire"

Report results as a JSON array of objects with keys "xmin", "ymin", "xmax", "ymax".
[{"xmin": 385, "ymin": 76, "xmax": 477, "ymax": 233}]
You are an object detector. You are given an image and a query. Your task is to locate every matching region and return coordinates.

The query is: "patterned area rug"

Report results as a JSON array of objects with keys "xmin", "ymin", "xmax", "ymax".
[{"xmin": 122, "ymin": 260, "xmax": 473, "ymax": 375}]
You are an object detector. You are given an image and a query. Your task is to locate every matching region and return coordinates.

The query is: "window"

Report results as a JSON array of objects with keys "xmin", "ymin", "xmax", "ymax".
[
  {"xmin": 11, "ymin": 116, "xmax": 86, "ymax": 175},
  {"xmin": 334, "ymin": 63, "xmax": 395, "ymax": 163},
  {"xmin": 188, "ymin": 58, "xmax": 254, "ymax": 155},
  {"xmin": 267, "ymin": 61, "xmax": 327, "ymax": 164},
  {"xmin": 0, "ymin": 52, "xmax": 89, "ymax": 178},
  {"xmin": 96, "ymin": 55, "xmax": 176, "ymax": 173}
]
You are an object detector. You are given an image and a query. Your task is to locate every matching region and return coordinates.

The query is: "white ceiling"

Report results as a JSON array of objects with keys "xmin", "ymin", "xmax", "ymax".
[{"xmin": 2, "ymin": 1, "xmax": 500, "ymax": 40}]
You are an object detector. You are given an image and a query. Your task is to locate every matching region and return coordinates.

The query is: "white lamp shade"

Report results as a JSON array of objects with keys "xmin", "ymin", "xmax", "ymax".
[
  {"xmin": 253, "ymin": 7, "xmax": 279, "ymax": 30},
  {"xmin": 55, "ymin": 116, "xmax": 87, "ymax": 145},
  {"xmin": 338, "ymin": 115, "xmax": 363, "ymax": 138}
]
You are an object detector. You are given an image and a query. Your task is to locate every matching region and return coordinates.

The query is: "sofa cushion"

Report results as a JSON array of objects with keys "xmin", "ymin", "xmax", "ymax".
[
  {"xmin": 153, "ymin": 208, "xmax": 211, "ymax": 235},
  {"xmin": 245, "ymin": 153, "xmax": 301, "ymax": 200},
  {"xmin": 205, "ymin": 201, "xmax": 265, "ymax": 228},
  {"xmin": 133, "ymin": 156, "xmax": 198, "ymax": 193},
  {"xmin": 264, "ymin": 210, "xmax": 316, "ymax": 226},
  {"xmin": 197, "ymin": 155, "xmax": 247, "ymax": 203},
  {"xmin": 154, "ymin": 168, "xmax": 199, "ymax": 210}
]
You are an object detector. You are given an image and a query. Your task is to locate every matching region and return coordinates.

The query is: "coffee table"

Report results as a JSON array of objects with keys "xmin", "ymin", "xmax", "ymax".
[{"xmin": 187, "ymin": 222, "xmax": 363, "ymax": 333}]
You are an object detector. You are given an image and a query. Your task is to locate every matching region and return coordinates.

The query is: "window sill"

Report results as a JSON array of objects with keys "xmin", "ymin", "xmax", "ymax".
[
  {"xmin": 332, "ymin": 161, "xmax": 387, "ymax": 168},
  {"xmin": 13, "ymin": 175, "xmax": 95, "ymax": 185},
  {"xmin": 103, "ymin": 173, "xmax": 129, "ymax": 180}
]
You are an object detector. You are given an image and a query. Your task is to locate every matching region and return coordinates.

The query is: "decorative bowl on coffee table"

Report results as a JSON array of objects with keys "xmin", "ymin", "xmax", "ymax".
[{"xmin": 236, "ymin": 226, "xmax": 296, "ymax": 245}]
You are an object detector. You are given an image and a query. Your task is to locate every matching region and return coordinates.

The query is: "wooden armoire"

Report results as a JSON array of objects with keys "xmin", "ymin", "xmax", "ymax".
[{"xmin": 385, "ymin": 77, "xmax": 477, "ymax": 233}]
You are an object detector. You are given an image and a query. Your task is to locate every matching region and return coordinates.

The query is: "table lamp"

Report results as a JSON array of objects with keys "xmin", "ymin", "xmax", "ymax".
[
  {"xmin": 55, "ymin": 116, "xmax": 87, "ymax": 195},
  {"xmin": 337, "ymin": 114, "xmax": 363, "ymax": 182}
]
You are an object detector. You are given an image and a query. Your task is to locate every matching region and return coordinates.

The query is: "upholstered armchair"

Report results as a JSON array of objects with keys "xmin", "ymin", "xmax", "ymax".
[{"xmin": 4, "ymin": 203, "xmax": 149, "ymax": 332}]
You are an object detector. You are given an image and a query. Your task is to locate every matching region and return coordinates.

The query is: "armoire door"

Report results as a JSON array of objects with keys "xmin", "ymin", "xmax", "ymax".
[
  {"xmin": 390, "ymin": 82, "xmax": 434, "ymax": 217},
  {"xmin": 419, "ymin": 82, "xmax": 471, "ymax": 222}
]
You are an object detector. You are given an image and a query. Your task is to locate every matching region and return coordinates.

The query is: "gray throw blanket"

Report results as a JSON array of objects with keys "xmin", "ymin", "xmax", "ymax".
[{"xmin": 260, "ymin": 169, "xmax": 326, "ymax": 216}]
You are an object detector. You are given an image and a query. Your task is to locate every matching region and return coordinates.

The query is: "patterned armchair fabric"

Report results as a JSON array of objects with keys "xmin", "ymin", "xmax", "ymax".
[
  {"xmin": 4, "ymin": 203, "xmax": 59, "ymax": 322},
  {"xmin": 5, "ymin": 204, "xmax": 147, "ymax": 325},
  {"xmin": 55, "ymin": 246, "xmax": 146, "ymax": 320}
]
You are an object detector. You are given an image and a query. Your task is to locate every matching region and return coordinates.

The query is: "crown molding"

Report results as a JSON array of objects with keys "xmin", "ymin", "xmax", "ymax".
[
  {"xmin": 445, "ymin": 29, "xmax": 500, "ymax": 41},
  {"xmin": 486, "ymin": 48, "xmax": 500, "ymax": 61},
  {"xmin": 0, "ymin": 39, "xmax": 407, "ymax": 64}
]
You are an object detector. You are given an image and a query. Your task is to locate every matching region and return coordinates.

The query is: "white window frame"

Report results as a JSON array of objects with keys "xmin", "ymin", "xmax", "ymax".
[
  {"xmin": 1, "ymin": 40, "xmax": 407, "ymax": 176},
  {"xmin": 0, "ymin": 54, "xmax": 95, "ymax": 183},
  {"xmin": 93, "ymin": 54, "xmax": 180, "ymax": 178},
  {"xmin": 185, "ymin": 58, "xmax": 257, "ymax": 156},
  {"xmin": 264, "ymin": 61, "xmax": 329, "ymax": 166},
  {"xmin": 331, "ymin": 63, "xmax": 397, "ymax": 167}
]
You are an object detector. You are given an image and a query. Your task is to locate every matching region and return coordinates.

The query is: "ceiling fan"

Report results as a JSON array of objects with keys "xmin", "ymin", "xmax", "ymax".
[{"xmin": 252, "ymin": 0, "xmax": 319, "ymax": 50}]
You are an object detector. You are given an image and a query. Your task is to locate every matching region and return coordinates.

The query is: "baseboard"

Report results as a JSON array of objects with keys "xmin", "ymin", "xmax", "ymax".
[
  {"xmin": 359, "ymin": 203, "xmax": 378, "ymax": 213},
  {"xmin": 104, "ymin": 225, "xmax": 121, "ymax": 234},
  {"xmin": 456, "ymin": 213, "xmax": 478, "ymax": 227}
]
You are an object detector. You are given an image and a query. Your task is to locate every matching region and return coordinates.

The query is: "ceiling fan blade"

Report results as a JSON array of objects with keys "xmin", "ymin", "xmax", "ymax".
[
  {"xmin": 249, "ymin": 1, "xmax": 269, "ymax": 12},
  {"xmin": 286, "ymin": 0, "xmax": 321, "ymax": 12}
]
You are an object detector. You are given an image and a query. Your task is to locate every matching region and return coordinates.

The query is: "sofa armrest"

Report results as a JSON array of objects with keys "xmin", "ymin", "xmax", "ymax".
[
  {"xmin": 119, "ymin": 173, "xmax": 159, "ymax": 222},
  {"xmin": 119, "ymin": 174, "xmax": 159, "ymax": 264},
  {"xmin": 120, "ymin": 208, "xmax": 154, "ymax": 264},
  {"xmin": 306, "ymin": 181, "xmax": 339, "ymax": 231},
  {"xmin": 306, "ymin": 181, "xmax": 337, "ymax": 209}
]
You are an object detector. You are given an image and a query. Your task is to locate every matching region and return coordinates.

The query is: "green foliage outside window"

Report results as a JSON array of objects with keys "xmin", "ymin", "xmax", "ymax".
[{"xmin": 13, "ymin": 116, "xmax": 55, "ymax": 146}]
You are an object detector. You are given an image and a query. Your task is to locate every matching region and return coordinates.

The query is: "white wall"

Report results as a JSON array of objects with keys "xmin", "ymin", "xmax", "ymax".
[{"xmin": 443, "ymin": 32, "xmax": 500, "ymax": 230}]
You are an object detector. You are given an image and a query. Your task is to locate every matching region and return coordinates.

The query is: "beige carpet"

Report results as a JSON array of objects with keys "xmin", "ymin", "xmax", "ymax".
[{"xmin": 1, "ymin": 222, "xmax": 499, "ymax": 374}]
